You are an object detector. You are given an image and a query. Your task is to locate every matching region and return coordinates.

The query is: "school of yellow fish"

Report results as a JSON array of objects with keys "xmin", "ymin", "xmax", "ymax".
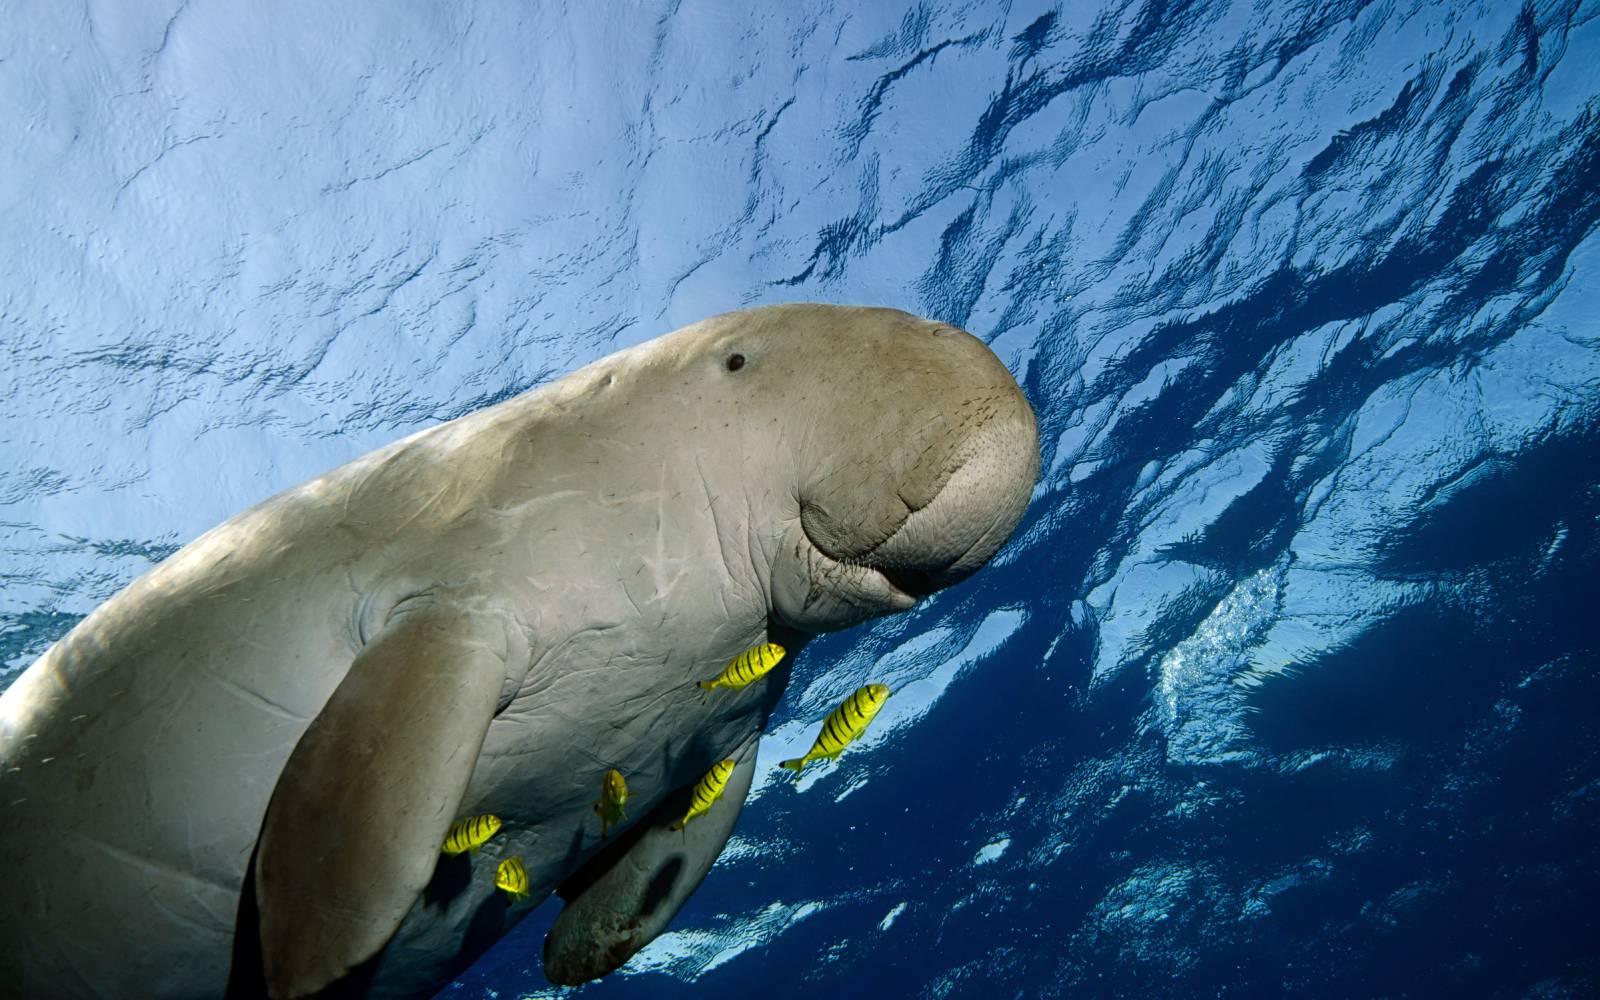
[{"xmin": 437, "ymin": 640, "xmax": 893, "ymax": 910}]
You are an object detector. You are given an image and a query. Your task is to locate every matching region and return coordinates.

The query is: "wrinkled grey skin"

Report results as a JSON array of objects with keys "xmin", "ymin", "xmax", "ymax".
[{"xmin": 0, "ymin": 304, "xmax": 1039, "ymax": 999}]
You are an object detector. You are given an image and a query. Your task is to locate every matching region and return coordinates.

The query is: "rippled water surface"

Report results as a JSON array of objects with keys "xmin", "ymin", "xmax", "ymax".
[{"xmin": 4, "ymin": 1, "xmax": 1599, "ymax": 997}]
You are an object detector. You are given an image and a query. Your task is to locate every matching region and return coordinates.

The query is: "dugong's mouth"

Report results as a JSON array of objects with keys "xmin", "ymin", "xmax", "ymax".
[
  {"xmin": 777, "ymin": 472, "xmax": 989, "ymax": 631},
  {"xmin": 797, "ymin": 504, "xmax": 962, "ymax": 602},
  {"xmin": 786, "ymin": 515, "xmax": 923, "ymax": 618},
  {"xmin": 874, "ymin": 564, "xmax": 944, "ymax": 599}
]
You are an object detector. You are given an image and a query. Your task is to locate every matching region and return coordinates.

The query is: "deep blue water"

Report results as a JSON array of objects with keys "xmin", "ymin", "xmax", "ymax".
[{"xmin": 4, "ymin": 1, "xmax": 1600, "ymax": 997}]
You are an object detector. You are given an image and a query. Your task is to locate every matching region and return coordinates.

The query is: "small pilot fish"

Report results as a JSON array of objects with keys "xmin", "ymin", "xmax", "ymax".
[
  {"xmin": 593, "ymin": 768, "xmax": 628, "ymax": 838},
  {"xmin": 669, "ymin": 759, "xmax": 737, "ymax": 831},
  {"xmin": 779, "ymin": 684, "xmax": 891, "ymax": 771},
  {"xmin": 441, "ymin": 814, "xmax": 503, "ymax": 855},
  {"xmin": 698, "ymin": 642, "xmax": 786, "ymax": 693},
  {"xmin": 495, "ymin": 856, "xmax": 530, "ymax": 902}
]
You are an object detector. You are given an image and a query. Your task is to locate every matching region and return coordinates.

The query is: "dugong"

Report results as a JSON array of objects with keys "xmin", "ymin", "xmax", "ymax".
[{"xmin": 0, "ymin": 304, "xmax": 1039, "ymax": 998}]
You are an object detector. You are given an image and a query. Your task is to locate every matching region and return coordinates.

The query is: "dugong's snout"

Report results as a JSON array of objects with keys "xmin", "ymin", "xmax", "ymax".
[
  {"xmin": 770, "ymin": 315, "xmax": 1040, "ymax": 632},
  {"xmin": 867, "ymin": 398, "xmax": 1039, "ymax": 594}
]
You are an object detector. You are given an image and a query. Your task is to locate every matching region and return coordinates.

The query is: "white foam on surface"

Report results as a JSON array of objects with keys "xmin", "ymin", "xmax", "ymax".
[
  {"xmin": 626, "ymin": 899, "xmax": 827, "ymax": 982},
  {"xmin": 878, "ymin": 902, "xmax": 908, "ymax": 931},
  {"xmin": 973, "ymin": 836, "xmax": 1010, "ymax": 866}
]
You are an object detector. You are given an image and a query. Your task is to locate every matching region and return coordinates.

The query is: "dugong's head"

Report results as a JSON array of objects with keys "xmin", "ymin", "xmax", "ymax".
[{"xmin": 675, "ymin": 304, "xmax": 1039, "ymax": 633}]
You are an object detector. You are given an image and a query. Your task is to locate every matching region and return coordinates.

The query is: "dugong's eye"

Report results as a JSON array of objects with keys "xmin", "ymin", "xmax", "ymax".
[{"xmin": 725, "ymin": 353, "xmax": 746, "ymax": 372}]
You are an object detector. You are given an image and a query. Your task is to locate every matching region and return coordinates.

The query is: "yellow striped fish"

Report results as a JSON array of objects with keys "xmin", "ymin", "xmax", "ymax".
[
  {"xmin": 669, "ymin": 759, "xmax": 737, "ymax": 831},
  {"xmin": 495, "ymin": 856, "xmax": 530, "ymax": 902},
  {"xmin": 779, "ymin": 684, "xmax": 891, "ymax": 771},
  {"xmin": 698, "ymin": 642, "xmax": 786, "ymax": 693},
  {"xmin": 441, "ymin": 814, "xmax": 503, "ymax": 855},
  {"xmin": 593, "ymin": 768, "xmax": 628, "ymax": 838}
]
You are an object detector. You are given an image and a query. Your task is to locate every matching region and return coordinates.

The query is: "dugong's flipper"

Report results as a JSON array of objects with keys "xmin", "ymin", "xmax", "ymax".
[
  {"xmin": 543, "ymin": 737, "xmax": 759, "ymax": 984},
  {"xmin": 254, "ymin": 603, "xmax": 515, "ymax": 999}
]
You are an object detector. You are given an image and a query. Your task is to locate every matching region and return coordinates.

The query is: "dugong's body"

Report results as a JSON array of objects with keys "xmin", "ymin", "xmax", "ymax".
[{"xmin": 0, "ymin": 304, "xmax": 1038, "ymax": 998}]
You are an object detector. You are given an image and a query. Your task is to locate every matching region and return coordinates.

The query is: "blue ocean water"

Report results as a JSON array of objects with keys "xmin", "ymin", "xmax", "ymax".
[{"xmin": 3, "ymin": 1, "xmax": 1598, "ymax": 997}]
